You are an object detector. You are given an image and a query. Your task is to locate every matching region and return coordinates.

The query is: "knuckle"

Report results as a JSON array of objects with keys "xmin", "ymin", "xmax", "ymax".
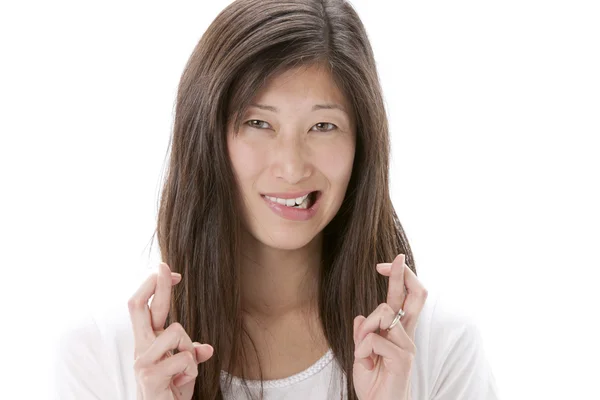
[
  {"xmin": 142, "ymin": 331, "xmax": 155, "ymax": 345},
  {"xmin": 133, "ymin": 357, "xmax": 143, "ymax": 372},
  {"xmin": 127, "ymin": 297, "xmax": 145, "ymax": 311},
  {"xmin": 379, "ymin": 302, "xmax": 394, "ymax": 314},
  {"xmin": 410, "ymin": 343, "xmax": 417, "ymax": 355},
  {"xmin": 401, "ymin": 341, "xmax": 417, "ymax": 357},
  {"xmin": 396, "ymin": 351, "xmax": 411, "ymax": 364},
  {"xmin": 391, "ymin": 346, "xmax": 404, "ymax": 359},
  {"xmin": 138, "ymin": 368, "xmax": 154, "ymax": 387},
  {"xmin": 188, "ymin": 360, "xmax": 199, "ymax": 377},
  {"xmin": 169, "ymin": 322, "xmax": 184, "ymax": 333},
  {"xmin": 141, "ymin": 374, "xmax": 153, "ymax": 387},
  {"xmin": 183, "ymin": 350, "xmax": 195, "ymax": 364},
  {"xmin": 364, "ymin": 332, "xmax": 375, "ymax": 342},
  {"xmin": 165, "ymin": 322, "xmax": 185, "ymax": 338}
]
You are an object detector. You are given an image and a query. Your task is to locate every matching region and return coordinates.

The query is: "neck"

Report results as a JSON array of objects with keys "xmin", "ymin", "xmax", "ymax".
[{"xmin": 239, "ymin": 231, "xmax": 322, "ymax": 320}]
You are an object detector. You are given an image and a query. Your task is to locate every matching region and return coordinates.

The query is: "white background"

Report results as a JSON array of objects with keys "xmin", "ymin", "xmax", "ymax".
[{"xmin": 1, "ymin": 1, "xmax": 598, "ymax": 398}]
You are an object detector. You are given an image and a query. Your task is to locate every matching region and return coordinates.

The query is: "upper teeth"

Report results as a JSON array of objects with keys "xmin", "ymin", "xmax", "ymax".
[{"xmin": 265, "ymin": 193, "xmax": 309, "ymax": 207}]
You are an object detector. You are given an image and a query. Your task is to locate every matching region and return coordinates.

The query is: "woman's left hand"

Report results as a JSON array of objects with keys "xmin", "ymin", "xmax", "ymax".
[{"xmin": 353, "ymin": 254, "xmax": 428, "ymax": 400}]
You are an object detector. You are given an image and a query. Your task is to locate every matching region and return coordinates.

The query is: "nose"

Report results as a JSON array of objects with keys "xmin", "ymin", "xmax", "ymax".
[{"xmin": 271, "ymin": 133, "xmax": 312, "ymax": 185}]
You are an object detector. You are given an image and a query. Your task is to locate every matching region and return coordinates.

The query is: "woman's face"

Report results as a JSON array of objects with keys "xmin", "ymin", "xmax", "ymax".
[{"xmin": 227, "ymin": 63, "xmax": 356, "ymax": 250}]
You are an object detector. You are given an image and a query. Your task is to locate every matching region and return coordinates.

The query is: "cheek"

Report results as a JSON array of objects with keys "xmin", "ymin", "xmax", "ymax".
[
  {"xmin": 316, "ymin": 140, "xmax": 355, "ymax": 184},
  {"xmin": 228, "ymin": 138, "xmax": 266, "ymax": 183}
]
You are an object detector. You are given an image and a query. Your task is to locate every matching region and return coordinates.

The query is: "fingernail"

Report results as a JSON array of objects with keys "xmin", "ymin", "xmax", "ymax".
[
  {"xmin": 171, "ymin": 272, "xmax": 181, "ymax": 278},
  {"xmin": 376, "ymin": 263, "xmax": 391, "ymax": 270}
]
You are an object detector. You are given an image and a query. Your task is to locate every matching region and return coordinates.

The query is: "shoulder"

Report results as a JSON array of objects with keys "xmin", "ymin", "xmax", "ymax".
[
  {"xmin": 52, "ymin": 272, "xmax": 143, "ymax": 399},
  {"xmin": 52, "ymin": 306, "xmax": 129, "ymax": 398},
  {"xmin": 54, "ymin": 287, "xmax": 137, "ymax": 366},
  {"xmin": 419, "ymin": 289, "xmax": 484, "ymax": 343},
  {"xmin": 414, "ymin": 289, "xmax": 481, "ymax": 350},
  {"xmin": 412, "ymin": 290, "xmax": 500, "ymax": 399}
]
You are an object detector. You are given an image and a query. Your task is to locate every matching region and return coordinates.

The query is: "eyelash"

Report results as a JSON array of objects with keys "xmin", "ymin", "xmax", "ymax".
[{"xmin": 245, "ymin": 119, "xmax": 338, "ymax": 133}]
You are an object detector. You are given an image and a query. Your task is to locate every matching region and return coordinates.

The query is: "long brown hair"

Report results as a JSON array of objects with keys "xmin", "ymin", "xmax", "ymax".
[{"xmin": 152, "ymin": 0, "xmax": 416, "ymax": 398}]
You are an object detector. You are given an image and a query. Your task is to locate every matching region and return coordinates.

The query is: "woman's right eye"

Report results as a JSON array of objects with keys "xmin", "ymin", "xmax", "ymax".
[{"xmin": 246, "ymin": 119, "xmax": 271, "ymax": 129}]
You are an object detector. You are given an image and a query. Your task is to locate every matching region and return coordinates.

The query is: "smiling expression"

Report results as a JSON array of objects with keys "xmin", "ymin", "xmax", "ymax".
[{"xmin": 227, "ymin": 63, "xmax": 356, "ymax": 250}]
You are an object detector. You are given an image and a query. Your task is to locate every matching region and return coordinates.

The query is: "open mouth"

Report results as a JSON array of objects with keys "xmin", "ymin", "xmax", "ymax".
[
  {"xmin": 303, "ymin": 191, "xmax": 320, "ymax": 209},
  {"xmin": 262, "ymin": 191, "xmax": 321, "ymax": 209}
]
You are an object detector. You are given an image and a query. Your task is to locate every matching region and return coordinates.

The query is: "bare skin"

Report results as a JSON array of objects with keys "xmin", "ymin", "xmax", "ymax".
[
  {"xmin": 225, "ymin": 63, "xmax": 356, "ymax": 379},
  {"xmin": 228, "ymin": 307, "xmax": 330, "ymax": 380}
]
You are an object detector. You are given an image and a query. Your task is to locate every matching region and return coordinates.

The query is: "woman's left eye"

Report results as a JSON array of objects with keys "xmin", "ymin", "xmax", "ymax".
[{"xmin": 311, "ymin": 122, "xmax": 337, "ymax": 132}]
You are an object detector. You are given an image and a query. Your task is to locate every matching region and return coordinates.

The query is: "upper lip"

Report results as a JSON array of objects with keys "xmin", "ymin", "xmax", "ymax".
[{"xmin": 261, "ymin": 190, "xmax": 319, "ymax": 199}]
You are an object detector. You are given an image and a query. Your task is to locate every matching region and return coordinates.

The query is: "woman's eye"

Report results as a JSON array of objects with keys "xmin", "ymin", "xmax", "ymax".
[
  {"xmin": 245, "ymin": 120, "xmax": 337, "ymax": 132},
  {"xmin": 246, "ymin": 119, "xmax": 271, "ymax": 129},
  {"xmin": 311, "ymin": 122, "xmax": 337, "ymax": 132}
]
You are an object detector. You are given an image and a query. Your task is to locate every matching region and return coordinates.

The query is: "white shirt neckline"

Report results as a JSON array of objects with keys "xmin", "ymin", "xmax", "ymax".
[{"xmin": 219, "ymin": 348, "xmax": 335, "ymax": 389}]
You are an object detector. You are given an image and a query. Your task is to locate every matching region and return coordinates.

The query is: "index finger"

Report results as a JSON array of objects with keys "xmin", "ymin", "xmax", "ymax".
[
  {"xmin": 386, "ymin": 253, "xmax": 407, "ymax": 312},
  {"xmin": 128, "ymin": 272, "xmax": 162, "ymax": 356},
  {"xmin": 150, "ymin": 262, "xmax": 174, "ymax": 331},
  {"xmin": 127, "ymin": 266, "xmax": 181, "ymax": 356}
]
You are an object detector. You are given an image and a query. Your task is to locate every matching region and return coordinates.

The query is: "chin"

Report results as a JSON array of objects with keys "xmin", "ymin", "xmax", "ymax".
[
  {"xmin": 253, "ymin": 227, "xmax": 322, "ymax": 251},
  {"xmin": 240, "ymin": 222, "xmax": 321, "ymax": 250}
]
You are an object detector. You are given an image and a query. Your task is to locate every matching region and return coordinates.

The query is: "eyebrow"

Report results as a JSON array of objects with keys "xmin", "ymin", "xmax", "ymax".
[{"xmin": 248, "ymin": 103, "xmax": 349, "ymax": 114}]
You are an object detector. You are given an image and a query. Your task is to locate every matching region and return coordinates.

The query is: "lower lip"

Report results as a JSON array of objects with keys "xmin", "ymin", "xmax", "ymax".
[{"xmin": 261, "ymin": 192, "xmax": 321, "ymax": 221}]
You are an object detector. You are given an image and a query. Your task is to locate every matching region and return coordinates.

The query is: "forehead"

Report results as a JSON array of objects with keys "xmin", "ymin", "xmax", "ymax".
[{"xmin": 251, "ymin": 64, "xmax": 351, "ymax": 112}]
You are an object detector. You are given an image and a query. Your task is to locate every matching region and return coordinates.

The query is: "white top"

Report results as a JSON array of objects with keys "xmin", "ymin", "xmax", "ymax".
[{"xmin": 51, "ymin": 289, "xmax": 500, "ymax": 399}]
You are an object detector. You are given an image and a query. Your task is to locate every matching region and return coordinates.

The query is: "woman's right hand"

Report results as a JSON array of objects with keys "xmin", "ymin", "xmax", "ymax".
[{"xmin": 128, "ymin": 262, "xmax": 214, "ymax": 400}]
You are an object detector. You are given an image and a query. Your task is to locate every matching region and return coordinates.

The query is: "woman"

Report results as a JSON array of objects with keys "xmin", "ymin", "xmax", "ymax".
[{"xmin": 54, "ymin": 0, "xmax": 499, "ymax": 399}]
